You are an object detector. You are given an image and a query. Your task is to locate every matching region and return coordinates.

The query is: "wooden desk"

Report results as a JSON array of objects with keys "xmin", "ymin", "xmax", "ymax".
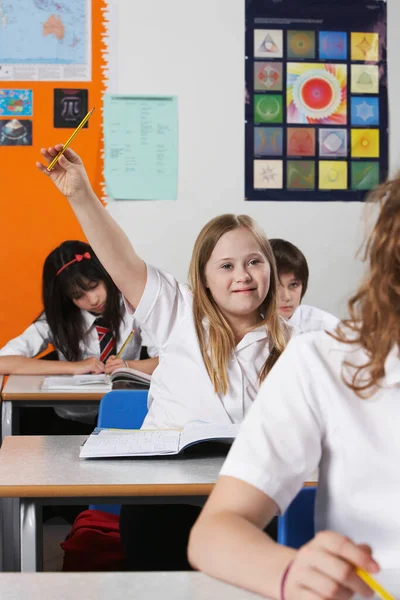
[
  {"xmin": 0, "ymin": 570, "xmax": 397, "ymax": 600},
  {"xmin": 0, "ymin": 435, "xmax": 318, "ymax": 573},
  {"xmin": 0, "ymin": 572, "xmax": 265, "ymax": 599},
  {"xmin": 0, "ymin": 435, "xmax": 228, "ymax": 572},
  {"xmin": 1, "ymin": 375, "xmax": 106, "ymax": 440}
]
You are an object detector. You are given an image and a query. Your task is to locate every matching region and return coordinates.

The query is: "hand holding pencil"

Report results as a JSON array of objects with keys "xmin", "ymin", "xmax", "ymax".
[
  {"xmin": 282, "ymin": 531, "xmax": 383, "ymax": 600},
  {"xmin": 47, "ymin": 107, "xmax": 95, "ymax": 171},
  {"xmin": 36, "ymin": 108, "xmax": 95, "ymax": 199},
  {"xmin": 104, "ymin": 331, "xmax": 135, "ymax": 375}
]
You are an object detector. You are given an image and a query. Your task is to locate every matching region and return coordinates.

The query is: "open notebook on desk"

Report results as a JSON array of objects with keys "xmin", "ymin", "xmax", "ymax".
[
  {"xmin": 42, "ymin": 374, "xmax": 111, "ymax": 391},
  {"xmin": 42, "ymin": 368, "xmax": 151, "ymax": 391},
  {"xmin": 79, "ymin": 422, "xmax": 240, "ymax": 458}
]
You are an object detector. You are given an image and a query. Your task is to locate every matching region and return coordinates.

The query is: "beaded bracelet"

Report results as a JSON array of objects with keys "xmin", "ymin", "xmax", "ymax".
[
  {"xmin": 123, "ymin": 360, "xmax": 129, "ymax": 368},
  {"xmin": 280, "ymin": 561, "xmax": 294, "ymax": 600}
]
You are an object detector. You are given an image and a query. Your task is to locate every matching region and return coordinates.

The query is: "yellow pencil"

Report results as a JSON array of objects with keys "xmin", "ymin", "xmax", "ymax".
[
  {"xmin": 356, "ymin": 568, "xmax": 395, "ymax": 600},
  {"xmin": 116, "ymin": 331, "xmax": 135, "ymax": 359},
  {"xmin": 46, "ymin": 107, "xmax": 95, "ymax": 171}
]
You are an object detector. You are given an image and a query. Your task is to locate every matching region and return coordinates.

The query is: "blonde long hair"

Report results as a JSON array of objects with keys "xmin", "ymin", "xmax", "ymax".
[
  {"xmin": 189, "ymin": 214, "xmax": 289, "ymax": 395},
  {"xmin": 333, "ymin": 177, "xmax": 400, "ymax": 397}
]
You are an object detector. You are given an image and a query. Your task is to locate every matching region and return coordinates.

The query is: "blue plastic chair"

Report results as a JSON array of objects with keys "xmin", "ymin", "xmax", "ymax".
[
  {"xmin": 277, "ymin": 486, "xmax": 316, "ymax": 549},
  {"xmin": 89, "ymin": 390, "xmax": 149, "ymax": 515},
  {"xmin": 97, "ymin": 389, "xmax": 149, "ymax": 430}
]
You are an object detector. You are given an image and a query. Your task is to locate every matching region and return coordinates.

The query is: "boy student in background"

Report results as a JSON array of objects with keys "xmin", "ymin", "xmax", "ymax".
[
  {"xmin": 270, "ymin": 238, "xmax": 339, "ymax": 333},
  {"xmin": 188, "ymin": 178, "xmax": 400, "ymax": 598},
  {"xmin": 37, "ymin": 144, "xmax": 296, "ymax": 570},
  {"xmin": 0, "ymin": 240, "xmax": 159, "ymax": 434}
]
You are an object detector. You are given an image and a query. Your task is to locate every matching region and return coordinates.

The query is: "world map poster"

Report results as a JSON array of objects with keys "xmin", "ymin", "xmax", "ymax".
[
  {"xmin": 0, "ymin": 0, "xmax": 91, "ymax": 81},
  {"xmin": 245, "ymin": 0, "xmax": 388, "ymax": 202}
]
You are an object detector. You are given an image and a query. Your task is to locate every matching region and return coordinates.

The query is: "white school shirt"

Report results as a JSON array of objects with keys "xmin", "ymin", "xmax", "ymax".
[
  {"xmin": 0, "ymin": 302, "xmax": 156, "ymax": 422},
  {"xmin": 221, "ymin": 330, "xmax": 400, "ymax": 569},
  {"xmin": 126, "ymin": 264, "xmax": 297, "ymax": 430},
  {"xmin": 290, "ymin": 304, "xmax": 339, "ymax": 333}
]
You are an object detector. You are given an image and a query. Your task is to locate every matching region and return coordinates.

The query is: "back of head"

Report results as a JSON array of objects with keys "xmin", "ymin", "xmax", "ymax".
[
  {"xmin": 337, "ymin": 177, "xmax": 400, "ymax": 396},
  {"xmin": 270, "ymin": 238, "xmax": 309, "ymax": 299},
  {"xmin": 42, "ymin": 240, "xmax": 121, "ymax": 361},
  {"xmin": 189, "ymin": 214, "xmax": 288, "ymax": 394}
]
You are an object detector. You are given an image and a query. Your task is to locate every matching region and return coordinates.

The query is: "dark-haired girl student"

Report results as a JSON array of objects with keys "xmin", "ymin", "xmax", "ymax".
[{"xmin": 0, "ymin": 240, "xmax": 158, "ymax": 434}]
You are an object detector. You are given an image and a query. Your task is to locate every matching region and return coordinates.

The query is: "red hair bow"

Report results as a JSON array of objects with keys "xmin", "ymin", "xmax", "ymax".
[
  {"xmin": 56, "ymin": 252, "xmax": 92, "ymax": 276},
  {"xmin": 75, "ymin": 252, "xmax": 91, "ymax": 262}
]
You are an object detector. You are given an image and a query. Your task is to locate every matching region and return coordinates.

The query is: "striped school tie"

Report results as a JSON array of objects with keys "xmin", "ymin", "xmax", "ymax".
[{"xmin": 94, "ymin": 317, "xmax": 116, "ymax": 362}]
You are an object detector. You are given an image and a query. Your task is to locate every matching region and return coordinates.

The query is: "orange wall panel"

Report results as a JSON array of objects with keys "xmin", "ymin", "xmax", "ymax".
[{"xmin": 0, "ymin": 2, "xmax": 107, "ymax": 347}]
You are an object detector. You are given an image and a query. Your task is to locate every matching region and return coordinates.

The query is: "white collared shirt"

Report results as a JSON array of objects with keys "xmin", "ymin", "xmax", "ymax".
[
  {"xmin": 290, "ymin": 304, "xmax": 339, "ymax": 333},
  {"xmin": 0, "ymin": 301, "xmax": 157, "ymax": 422},
  {"xmin": 127, "ymin": 264, "xmax": 296, "ymax": 430},
  {"xmin": 221, "ymin": 330, "xmax": 400, "ymax": 569}
]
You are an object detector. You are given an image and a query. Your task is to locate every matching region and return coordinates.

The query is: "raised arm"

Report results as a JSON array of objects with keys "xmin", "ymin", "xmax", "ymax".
[{"xmin": 36, "ymin": 146, "xmax": 146, "ymax": 309}]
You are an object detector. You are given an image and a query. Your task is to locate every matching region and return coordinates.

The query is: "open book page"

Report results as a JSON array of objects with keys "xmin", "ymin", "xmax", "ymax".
[
  {"xmin": 110, "ymin": 367, "xmax": 151, "ymax": 383},
  {"xmin": 42, "ymin": 374, "xmax": 111, "ymax": 390},
  {"xmin": 178, "ymin": 422, "xmax": 240, "ymax": 452},
  {"xmin": 80, "ymin": 429, "xmax": 181, "ymax": 458}
]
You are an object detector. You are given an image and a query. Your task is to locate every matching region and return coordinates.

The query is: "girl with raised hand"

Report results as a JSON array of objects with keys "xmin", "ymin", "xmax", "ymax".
[
  {"xmin": 37, "ymin": 145, "xmax": 293, "ymax": 430},
  {"xmin": 37, "ymin": 145, "xmax": 295, "ymax": 569}
]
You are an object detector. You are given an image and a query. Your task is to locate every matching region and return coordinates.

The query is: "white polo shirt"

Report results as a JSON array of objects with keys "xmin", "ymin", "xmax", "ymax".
[
  {"xmin": 290, "ymin": 304, "xmax": 339, "ymax": 333},
  {"xmin": 220, "ymin": 330, "xmax": 400, "ymax": 569},
  {"xmin": 0, "ymin": 301, "xmax": 156, "ymax": 422},
  {"xmin": 127, "ymin": 264, "xmax": 296, "ymax": 430}
]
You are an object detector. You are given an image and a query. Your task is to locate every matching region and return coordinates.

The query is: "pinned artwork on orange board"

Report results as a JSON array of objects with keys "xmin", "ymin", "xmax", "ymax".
[
  {"xmin": 245, "ymin": 0, "xmax": 388, "ymax": 202},
  {"xmin": 0, "ymin": 0, "xmax": 109, "ymax": 347}
]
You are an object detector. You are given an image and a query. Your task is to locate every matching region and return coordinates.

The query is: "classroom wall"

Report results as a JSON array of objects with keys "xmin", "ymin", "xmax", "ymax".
[
  {"xmin": 107, "ymin": 0, "xmax": 397, "ymax": 317},
  {"xmin": 0, "ymin": 2, "xmax": 108, "ymax": 347}
]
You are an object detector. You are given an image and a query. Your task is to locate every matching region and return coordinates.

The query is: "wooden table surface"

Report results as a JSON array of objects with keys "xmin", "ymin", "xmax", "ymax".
[{"xmin": 1, "ymin": 375, "xmax": 107, "ymax": 401}]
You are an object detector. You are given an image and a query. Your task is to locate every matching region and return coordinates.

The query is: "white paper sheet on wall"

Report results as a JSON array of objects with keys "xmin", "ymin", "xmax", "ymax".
[{"xmin": 104, "ymin": 94, "xmax": 178, "ymax": 200}]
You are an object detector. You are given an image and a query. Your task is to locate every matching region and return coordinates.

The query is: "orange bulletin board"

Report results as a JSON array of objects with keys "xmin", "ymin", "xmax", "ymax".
[{"xmin": 0, "ymin": 2, "xmax": 108, "ymax": 347}]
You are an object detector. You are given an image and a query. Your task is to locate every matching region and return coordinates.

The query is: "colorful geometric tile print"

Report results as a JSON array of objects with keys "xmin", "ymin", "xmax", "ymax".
[
  {"xmin": 319, "ymin": 161, "xmax": 348, "ymax": 190},
  {"xmin": 351, "ymin": 97, "xmax": 379, "ymax": 125},
  {"xmin": 351, "ymin": 162, "xmax": 380, "ymax": 190},
  {"xmin": 254, "ymin": 127, "xmax": 283, "ymax": 156},
  {"xmin": 287, "ymin": 31, "xmax": 316, "ymax": 59},
  {"xmin": 287, "ymin": 160, "xmax": 315, "ymax": 189},
  {"xmin": 254, "ymin": 94, "xmax": 283, "ymax": 123},
  {"xmin": 319, "ymin": 128, "xmax": 348, "ymax": 157},
  {"xmin": 351, "ymin": 32, "xmax": 379, "ymax": 61},
  {"xmin": 254, "ymin": 160, "xmax": 283, "ymax": 189},
  {"xmin": 319, "ymin": 32, "xmax": 347, "ymax": 60},
  {"xmin": 351, "ymin": 65, "xmax": 379, "ymax": 94},
  {"xmin": 245, "ymin": 0, "xmax": 387, "ymax": 201},
  {"xmin": 254, "ymin": 30, "xmax": 283, "ymax": 59},
  {"xmin": 287, "ymin": 63, "xmax": 347, "ymax": 125},
  {"xmin": 287, "ymin": 128, "xmax": 316, "ymax": 156},
  {"xmin": 351, "ymin": 128, "xmax": 379, "ymax": 158},
  {"xmin": 254, "ymin": 62, "xmax": 283, "ymax": 91}
]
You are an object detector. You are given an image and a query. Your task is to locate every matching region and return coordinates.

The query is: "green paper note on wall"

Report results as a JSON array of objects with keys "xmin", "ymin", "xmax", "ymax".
[{"xmin": 104, "ymin": 94, "xmax": 178, "ymax": 200}]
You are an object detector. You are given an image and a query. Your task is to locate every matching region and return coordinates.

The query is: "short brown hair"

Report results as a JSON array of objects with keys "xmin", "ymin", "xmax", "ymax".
[{"xmin": 269, "ymin": 239, "xmax": 309, "ymax": 299}]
